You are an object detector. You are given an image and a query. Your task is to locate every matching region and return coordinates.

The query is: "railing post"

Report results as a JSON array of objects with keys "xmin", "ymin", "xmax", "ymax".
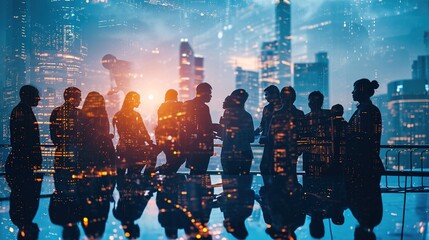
[{"xmin": 401, "ymin": 175, "xmax": 408, "ymax": 240}]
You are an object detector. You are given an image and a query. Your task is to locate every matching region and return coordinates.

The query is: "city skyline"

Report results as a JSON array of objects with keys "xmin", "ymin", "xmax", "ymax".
[{"xmin": 1, "ymin": 0, "xmax": 429, "ymax": 143}]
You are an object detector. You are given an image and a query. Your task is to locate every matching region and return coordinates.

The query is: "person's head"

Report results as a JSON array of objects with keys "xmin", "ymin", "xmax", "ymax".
[
  {"xmin": 122, "ymin": 91, "xmax": 141, "ymax": 110},
  {"xmin": 82, "ymin": 91, "xmax": 106, "ymax": 117},
  {"xmin": 63, "ymin": 87, "xmax": 82, "ymax": 107},
  {"xmin": 164, "ymin": 89, "xmax": 178, "ymax": 101},
  {"xmin": 196, "ymin": 82, "xmax": 212, "ymax": 103},
  {"xmin": 264, "ymin": 85, "xmax": 280, "ymax": 103},
  {"xmin": 352, "ymin": 78, "xmax": 379, "ymax": 102},
  {"xmin": 222, "ymin": 95, "xmax": 234, "ymax": 109},
  {"xmin": 308, "ymin": 91, "xmax": 324, "ymax": 111},
  {"xmin": 19, "ymin": 85, "xmax": 40, "ymax": 107},
  {"xmin": 331, "ymin": 104, "xmax": 344, "ymax": 118},
  {"xmin": 82, "ymin": 92, "xmax": 109, "ymax": 133},
  {"xmin": 280, "ymin": 86, "xmax": 296, "ymax": 106},
  {"xmin": 230, "ymin": 89, "xmax": 249, "ymax": 108}
]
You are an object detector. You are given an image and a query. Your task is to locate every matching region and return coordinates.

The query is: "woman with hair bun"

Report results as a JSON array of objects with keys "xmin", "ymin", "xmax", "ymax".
[{"xmin": 346, "ymin": 78, "xmax": 384, "ymax": 240}]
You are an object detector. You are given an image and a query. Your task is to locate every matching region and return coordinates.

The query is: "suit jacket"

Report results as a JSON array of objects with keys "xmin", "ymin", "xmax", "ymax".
[
  {"xmin": 181, "ymin": 97, "xmax": 214, "ymax": 156},
  {"xmin": 6, "ymin": 102, "xmax": 42, "ymax": 173}
]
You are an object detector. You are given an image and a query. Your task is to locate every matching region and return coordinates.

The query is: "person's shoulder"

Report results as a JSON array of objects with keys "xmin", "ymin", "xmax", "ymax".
[
  {"xmin": 322, "ymin": 109, "xmax": 331, "ymax": 116},
  {"xmin": 11, "ymin": 103, "xmax": 29, "ymax": 115},
  {"xmin": 51, "ymin": 105, "xmax": 63, "ymax": 113},
  {"xmin": 296, "ymin": 108, "xmax": 305, "ymax": 117}
]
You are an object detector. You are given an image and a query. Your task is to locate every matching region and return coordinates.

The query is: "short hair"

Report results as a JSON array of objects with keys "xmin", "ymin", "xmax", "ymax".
[
  {"xmin": 19, "ymin": 85, "xmax": 39, "ymax": 101},
  {"xmin": 196, "ymin": 82, "xmax": 212, "ymax": 94},
  {"xmin": 165, "ymin": 89, "xmax": 178, "ymax": 101},
  {"xmin": 231, "ymin": 89, "xmax": 249, "ymax": 107},
  {"xmin": 64, "ymin": 87, "xmax": 81, "ymax": 100},
  {"xmin": 264, "ymin": 85, "xmax": 279, "ymax": 95},
  {"xmin": 280, "ymin": 86, "xmax": 296, "ymax": 103},
  {"xmin": 331, "ymin": 104, "xmax": 344, "ymax": 117},
  {"xmin": 308, "ymin": 91, "xmax": 324, "ymax": 101}
]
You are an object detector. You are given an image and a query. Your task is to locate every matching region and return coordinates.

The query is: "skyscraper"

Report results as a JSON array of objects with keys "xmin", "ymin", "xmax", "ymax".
[
  {"xmin": 275, "ymin": 0, "xmax": 292, "ymax": 87},
  {"xmin": 412, "ymin": 55, "xmax": 429, "ymax": 83},
  {"xmin": 424, "ymin": 31, "xmax": 429, "ymax": 55},
  {"xmin": 31, "ymin": 0, "xmax": 86, "ymax": 143},
  {"xmin": 178, "ymin": 40, "xmax": 204, "ymax": 101},
  {"xmin": 1, "ymin": 0, "xmax": 31, "ymax": 143},
  {"xmin": 294, "ymin": 52, "xmax": 329, "ymax": 112},
  {"xmin": 194, "ymin": 56, "xmax": 204, "ymax": 87},
  {"xmin": 386, "ymin": 79, "xmax": 429, "ymax": 146},
  {"xmin": 259, "ymin": 41, "xmax": 279, "ymax": 106},
  {"xmin": 235, "ymin": 67, "xmax": 259, "ymax": 119}
]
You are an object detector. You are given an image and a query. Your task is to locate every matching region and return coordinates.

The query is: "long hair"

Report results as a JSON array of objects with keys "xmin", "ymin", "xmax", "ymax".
[
  {"xmin": 121, "ymin": 91, "xmax": 140, "ymax": 111},
  {"xmin": 82, "ymin": 91, "xmax": 109, "ymax": 134}
]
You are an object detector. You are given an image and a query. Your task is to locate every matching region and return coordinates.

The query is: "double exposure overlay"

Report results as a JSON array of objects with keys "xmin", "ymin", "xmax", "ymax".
[{"xmin": 1, "ymin": 0, "xmax": 429, "ymax": 239}]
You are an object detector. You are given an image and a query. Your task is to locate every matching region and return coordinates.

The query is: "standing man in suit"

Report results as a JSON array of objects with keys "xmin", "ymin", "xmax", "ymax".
[
  {"xmin": 6, "ymin": 85, "xmax": 43, "ymax": 239},
  {"xmin": 182, "ymin": 83, "xmax": 215, "ymax": 175}
]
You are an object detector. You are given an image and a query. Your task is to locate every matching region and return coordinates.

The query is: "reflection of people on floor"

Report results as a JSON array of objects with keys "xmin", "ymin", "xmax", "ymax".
[
  {"xmin": 265, "ymin": 176, "xmax": 306, "ymax": 240},
  {"xmin": 49, "ymin": 87, "xmax": 83, "ymax": 239},
  {"xmin": 6, "ymin": 85, "xmax": 43, "ymax": 240},
  {"xmin": 220, "ymin": 174, "xmax": 255, "ymax": 239},
  {"xmin": 113, "ymin": 173, "xmax": 155, "ymax": 239},
  {"xmin": 79, "ymin": 92, "xmax": 116, "ymax": 239},
  {"xmin": 183, "ymin": 174, "xmax": 214, "ymax": 239},
  {"xmin": 156, "ymin": 174, "xmax": 189, "ymax": 239}
]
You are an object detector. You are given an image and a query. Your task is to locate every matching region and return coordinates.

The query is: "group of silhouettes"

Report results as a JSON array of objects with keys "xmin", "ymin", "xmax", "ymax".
[{"xmin": 5, "ymin": 79, "xmax": 384, "ymax": 240}]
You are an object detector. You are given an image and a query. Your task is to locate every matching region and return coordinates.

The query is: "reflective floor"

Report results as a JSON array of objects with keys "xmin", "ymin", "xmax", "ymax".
[{"xmin": 0, "ymin": 174, "xmax": 429, "ymax": 239}]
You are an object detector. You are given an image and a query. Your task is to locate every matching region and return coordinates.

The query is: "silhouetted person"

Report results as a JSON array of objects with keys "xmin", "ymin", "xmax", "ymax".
[
  {"xmin": 220, "ymin": 174, "xmax": 255, "ymax": 239},
  {"xmin": 347, "ymin": 79, "xmax": 384, "ymax": 240},
  {"xmin": 113, "ymin": 92, "xmax": 156, "ymax": 191},
  {"xmin": 302, "ymin": 91, "xmax": 331, "ymax": 176},
  {"xmin": 220, "ymin": 89, "xmax": 255, "ymax": 175},
  {"xmin": 156, "ymin": 174, "xmax": 189, "ymax": 239},
  {"xmin": 49, "ymin": 86, "xmax": 83, "ymax": 239},
  {"xmin": 256, "ymin": 85, "xmax": 281, "ymax": 185},
  {"xmin": 301, "ymin": 91, "xmax": 340, "ymax": 238},
  {"xmin": 6, "ymin": 85, "xmax": 43, "ymax": 240},
  {"xmin": 155, "ymin": 89, "xmax": 185, "ymax": 174},
  {"xmin": 268, "ymin": 86, "xmax": 304, "ymax": 177},
  {"xmin": 181, "ymin": 83, "xmax": 215, "ymax": 175},
  {"xmin": 79, "ymin": 92, "xmax": 116, "ymax": 239}
]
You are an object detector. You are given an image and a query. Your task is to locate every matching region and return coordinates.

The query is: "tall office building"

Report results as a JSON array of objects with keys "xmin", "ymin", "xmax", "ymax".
[
  {"xmin": 424, "ymin": 31, "xmax": 429, "ymax": 55},
  {"xmin": 412, "ymin": 55, "xmax": 429, "ymax": 83},
  {"xmin": 294, "ymin": 52, "xmax": 329, "ymax": 112},
  {"xmin": 194, "ymin": 56, "xmax": 204, "ymax": 88},
  {"xmin": 31, "ymin": 0, "xmax": 86, "ymax": 143},
  {"xmin": 178, "ymin": 40, "xmax": 204, "ymax": 101},
  {"xmin": 235, "ymin": 67, "xmax": 259, "ymax": 119},
  {"xmin": 275, "ymin": 0, "xmax": 292, "ymax": 87},
  {"xmin": 259, "ymin": 41, "xmax": 279, "ymax": 107},
  {"xmin": 1, "ymin": 0, "xmax": 31, "ymax": 143},
  {"xmin": 386, "ymin": 79, "xmax": 429, "ymax": 146}
]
